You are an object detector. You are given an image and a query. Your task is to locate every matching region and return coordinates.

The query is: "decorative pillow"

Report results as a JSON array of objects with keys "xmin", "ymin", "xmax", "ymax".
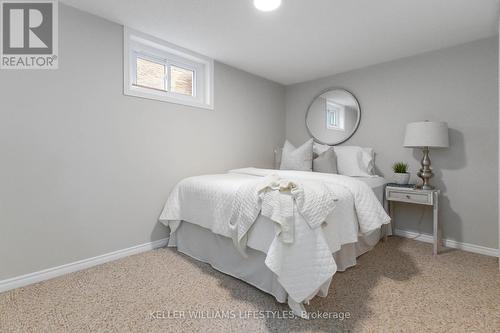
[
  {"xmin": 313, "ymin": 142, "xmax": 331, "ymax": 156},
  {"xmin": 333, "ymin": 146, "xmax": 375, "ymax": 176},
  {"xmin": 313, "ymin": 148, "xmax": 338, "ymax": 174},
  {"xmin": 280, "ymin": 139, "xmax": 313, "ymax": 171}
]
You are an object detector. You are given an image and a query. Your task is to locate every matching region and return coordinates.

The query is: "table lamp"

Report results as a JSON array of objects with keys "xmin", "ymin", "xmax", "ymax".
[{"xmin": 403, "ymin": 121, "xmax": 449, "ymax": 190}]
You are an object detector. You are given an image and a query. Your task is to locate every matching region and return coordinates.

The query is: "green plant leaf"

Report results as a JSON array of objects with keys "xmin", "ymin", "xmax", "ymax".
[{"xmin": 392, "ymin": 162, "xmax": 408, "ymax": 173}]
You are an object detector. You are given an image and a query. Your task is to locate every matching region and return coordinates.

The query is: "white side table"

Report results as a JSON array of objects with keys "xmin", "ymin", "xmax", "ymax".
[{"xmin": 385, "ymin": 185, "xmax": 441, "ymax": 255}]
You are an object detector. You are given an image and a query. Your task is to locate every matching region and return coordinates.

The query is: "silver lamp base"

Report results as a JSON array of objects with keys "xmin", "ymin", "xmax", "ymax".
[{"xmin": 417, "ymin": 147, "xmax": 434, "ymax": 190}]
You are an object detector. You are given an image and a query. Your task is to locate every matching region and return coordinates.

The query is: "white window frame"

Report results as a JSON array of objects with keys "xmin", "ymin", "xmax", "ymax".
[
  {"xmin": 326, "ymin": 101, "xmax": 345, "ymax": 131},
  {"xmin": 124, "ymin": 27, "xmax": 214, "ymax": 110}
]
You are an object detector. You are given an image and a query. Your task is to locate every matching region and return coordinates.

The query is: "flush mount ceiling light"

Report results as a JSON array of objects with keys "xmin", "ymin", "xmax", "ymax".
[{"xmin": 253, "ymin": 0, "xmax": 282, "ymax": 12}]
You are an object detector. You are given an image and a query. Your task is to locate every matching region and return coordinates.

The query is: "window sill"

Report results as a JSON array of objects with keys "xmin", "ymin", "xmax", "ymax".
[{"xmin": 124, "ymin": 85, "xmax": 214, "ymax": 110}]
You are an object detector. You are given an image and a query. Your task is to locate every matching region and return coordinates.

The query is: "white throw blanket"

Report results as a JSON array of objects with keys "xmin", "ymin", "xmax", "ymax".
[
  {"xmin": 228, "ymin": 174, "xmax": 338, "ymax": 304},
  {"xmin": 228, "ymin": 174, "xmax": 338, "ymax": 253}
]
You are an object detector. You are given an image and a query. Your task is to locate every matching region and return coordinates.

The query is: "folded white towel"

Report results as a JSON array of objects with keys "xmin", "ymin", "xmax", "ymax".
[{"xmin": 259, "ymin": 176, "xmax": 297, "ymax": 244}]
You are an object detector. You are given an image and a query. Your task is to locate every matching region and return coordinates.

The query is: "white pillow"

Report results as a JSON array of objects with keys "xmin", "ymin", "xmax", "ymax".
[
  {"xmin": 280, "ymin": 139, "xmax": 313, "ymax": 171},
  {"xmin": 333, "ymin": 146, "xmax": 375, "ymax": 176}
]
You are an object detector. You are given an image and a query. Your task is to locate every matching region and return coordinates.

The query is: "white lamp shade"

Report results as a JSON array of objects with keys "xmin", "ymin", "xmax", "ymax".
[{"xmin": 403, "ymin": 121, "xmax": 449, "ymax": 148}]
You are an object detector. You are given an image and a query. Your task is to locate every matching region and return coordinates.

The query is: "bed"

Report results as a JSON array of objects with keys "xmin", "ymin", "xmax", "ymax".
[{"xmin": 159, "ymin": 167, "xmax": 390, "ymax": 318}]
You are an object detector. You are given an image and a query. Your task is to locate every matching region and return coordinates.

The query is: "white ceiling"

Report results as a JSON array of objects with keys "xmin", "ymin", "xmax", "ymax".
[{"xmin": 61, "ymin": 0, "xmax": 500, "ymax": 85}]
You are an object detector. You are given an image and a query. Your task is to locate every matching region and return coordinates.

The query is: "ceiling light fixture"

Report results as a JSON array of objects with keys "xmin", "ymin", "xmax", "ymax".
[{"xmin": 253, "ymin": 0, "xmax": 281, "ymax": 12}]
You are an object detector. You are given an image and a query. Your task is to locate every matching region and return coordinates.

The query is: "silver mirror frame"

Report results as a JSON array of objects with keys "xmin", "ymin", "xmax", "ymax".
[{"xmin": 305, "ymin": 88, "xmax": 361, "ymax": 145}]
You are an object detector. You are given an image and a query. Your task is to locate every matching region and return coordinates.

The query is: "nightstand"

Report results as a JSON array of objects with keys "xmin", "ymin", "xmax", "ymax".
[{"xmin": 385, "ymin": 185, "xmax": 441, "ymax": 255}]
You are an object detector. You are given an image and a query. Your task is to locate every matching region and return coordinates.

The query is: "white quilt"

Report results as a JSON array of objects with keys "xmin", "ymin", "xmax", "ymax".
[
  {"xmin": 229, "ymin": 168, "xmax": 390, "ymax": 234},
  {"xmin": 158, "ymin": 168, "xmax": 390, "ymax": 311}
]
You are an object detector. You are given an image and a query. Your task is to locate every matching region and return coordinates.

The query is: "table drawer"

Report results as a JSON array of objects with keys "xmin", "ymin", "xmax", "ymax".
[{"xmin": 386, "ymin": 190, "xmax": 432, "ymax": 205}]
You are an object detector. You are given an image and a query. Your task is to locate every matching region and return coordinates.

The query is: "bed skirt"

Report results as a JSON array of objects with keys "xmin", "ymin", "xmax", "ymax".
[{"xmin": 168, "ymin": 221, "xmax": 381, "ymax": 304}]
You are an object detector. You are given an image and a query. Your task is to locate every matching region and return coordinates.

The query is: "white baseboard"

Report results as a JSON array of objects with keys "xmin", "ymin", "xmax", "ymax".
[
  {"xmin": 394, "ymin": 229, "xmax": 499, "ymax": 257},
  {"xmin": 1, "ymin": 232, "xmax": 497, "ymax": 294},
  {"xmin": 0, "ymin": 238, "xmax": 168, "ymax": 293}
]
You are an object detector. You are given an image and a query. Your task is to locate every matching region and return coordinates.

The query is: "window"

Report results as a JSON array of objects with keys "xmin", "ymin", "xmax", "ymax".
[
  {"xmin": 124, "ymin": 27, "xmax": 214, "ymax": 109},
  {"xmin": 170, "ymin": 65, "xmax": 194, "ymax": 96},
  {"xmin": 136, "ymin": 57, "xmax": 166, "ymax": 91},
  {"xmin": 326, "ymin": 100, "xmax": 345, "ymax": 130}
]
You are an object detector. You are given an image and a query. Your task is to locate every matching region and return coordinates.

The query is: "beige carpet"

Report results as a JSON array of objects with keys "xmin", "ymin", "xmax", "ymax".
[{"xmin": 1, "ymin": 237, "xmax": 499, "ymax": 333}]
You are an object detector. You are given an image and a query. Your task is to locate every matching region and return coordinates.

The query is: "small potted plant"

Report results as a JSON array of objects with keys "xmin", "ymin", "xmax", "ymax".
[{"xmin": 392, "ymin": 162, "xmax": 410, "ymax": 185}]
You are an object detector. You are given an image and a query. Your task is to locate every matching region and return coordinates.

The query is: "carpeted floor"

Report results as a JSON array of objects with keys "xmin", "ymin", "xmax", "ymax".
[{"xmin": 0, "ymin": 237, "xmax": 499, "ymax": 332}]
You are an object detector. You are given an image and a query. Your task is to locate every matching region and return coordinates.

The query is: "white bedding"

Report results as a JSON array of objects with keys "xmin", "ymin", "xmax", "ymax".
[
  {"xmin": 160, "ymin": 168, "xmax": 389, "ymax": 253},
  {"xmin": 159, "ymin": 168, "xmax": 390, "ymax": 315}
]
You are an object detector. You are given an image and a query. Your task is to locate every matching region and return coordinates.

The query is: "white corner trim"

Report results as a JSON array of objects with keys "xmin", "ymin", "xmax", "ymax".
[
  {"xmin": 0, "ymin": 238, "xmax": 168, "ymax": 293},
  {"xmin": 394, "ymin": 229, "xmax": 499, "ymax": 257}
]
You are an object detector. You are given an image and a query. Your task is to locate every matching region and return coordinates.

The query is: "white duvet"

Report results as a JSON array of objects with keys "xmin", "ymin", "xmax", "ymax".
[{"xmin": 159, "ymin": 168, "xmax": 390, "ymax": 313}]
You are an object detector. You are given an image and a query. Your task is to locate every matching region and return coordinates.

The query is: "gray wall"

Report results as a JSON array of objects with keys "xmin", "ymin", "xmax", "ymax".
[
  {"xmin": 0, "ymin": 5, "xmax": 285, "ymax": 280},
  {"xmin": 286, "ymin": 37, "xmax": 499, "ymax": 249},
  {"xmin": 1, "ymin": 5, "xmax": 497, "ymax": 281}
]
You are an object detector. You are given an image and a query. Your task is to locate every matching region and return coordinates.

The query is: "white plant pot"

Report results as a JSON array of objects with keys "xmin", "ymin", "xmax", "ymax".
[{"xmin": 394, "ymin": 173, "xmax": 410, "ymax": 185}]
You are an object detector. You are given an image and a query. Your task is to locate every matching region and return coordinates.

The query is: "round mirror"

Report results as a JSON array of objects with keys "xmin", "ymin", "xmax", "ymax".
[{"xmin": 305, "ymin": 89, "xmax": 361, "ymax": 145}]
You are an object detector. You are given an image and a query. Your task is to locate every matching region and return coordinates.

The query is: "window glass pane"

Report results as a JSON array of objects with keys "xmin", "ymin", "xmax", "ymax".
[
  {"xmin": 136, "ymin": 57, "xmax": 166, "ymax": 90},
  {"xmin": 170, "ymin": 65, "xmax": 194, "ymax": 96}
]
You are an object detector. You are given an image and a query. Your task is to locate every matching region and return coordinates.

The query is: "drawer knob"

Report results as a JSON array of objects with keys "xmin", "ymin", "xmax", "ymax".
[{"xmin": 406, "ymin": 195, "xmax": 410, "ymax": 199}]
